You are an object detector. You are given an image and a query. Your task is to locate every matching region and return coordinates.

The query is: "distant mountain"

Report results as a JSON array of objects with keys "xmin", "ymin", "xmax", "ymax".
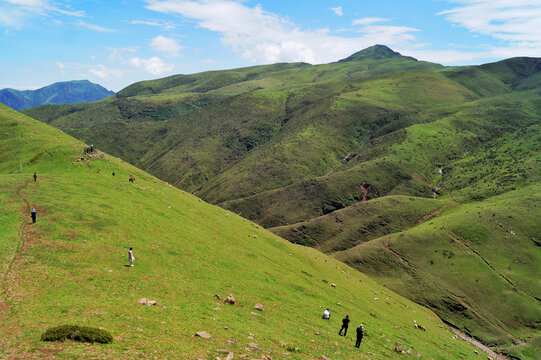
[
  {"xmin": 0, "ymin": 80, "xmax": 114, "ymax": 110},
  {"xmin": 338, "ymin": 44, "xmax": 412, "ymax": 62}
]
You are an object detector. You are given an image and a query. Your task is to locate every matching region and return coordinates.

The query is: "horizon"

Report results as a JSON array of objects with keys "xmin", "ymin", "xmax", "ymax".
[{"xmin": 1, "ymin": 0, "xmax": 540, "ymax": 92}]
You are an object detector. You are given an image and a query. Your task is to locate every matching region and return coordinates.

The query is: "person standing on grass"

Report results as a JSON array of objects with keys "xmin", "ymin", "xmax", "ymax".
[
  {"xmin": 33, "ymin": 173, "xmax": 37, "ymax": 182},
  {"xmin": 339, "ymin": 315, "xmax": 350, "ymax": 336},
  {"xmin": 31, "ymin": 209, "xmax": 37, "ymax": 224},
  {"xmin": 128, "ymin": 247, "xmax": 135, "ymax": 267},
  {"xmin": 355, "ymin": 324, "xmax": 364, "ymax": 348}
]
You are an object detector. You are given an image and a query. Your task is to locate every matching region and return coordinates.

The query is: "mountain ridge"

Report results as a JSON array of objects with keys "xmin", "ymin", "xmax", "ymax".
[{"xmin": 0, "ymin": 80, "xmax": 114, "ymax": 110}]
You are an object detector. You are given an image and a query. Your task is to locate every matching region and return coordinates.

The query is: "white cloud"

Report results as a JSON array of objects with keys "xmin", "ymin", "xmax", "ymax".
[
  {"xmin": 151, "ymin": 35, "xmax": 183, "ymax": 55},
  {"xmin": 331, "ymin": 6, "xmax": 343, "ymax": 16},
  {"xmin": 0, "ymin": 0, "xmax": 84, "ymax": 28},
  {"xmin": 145, "ymin": 0, "xmax": 423, "ymax": 64},
  {"xmin": 108, "ymin": 47, "xmax": 138, "ymax": 62},
  {"xmin": 129, "ymin": 56, "xmax": 174, "ymax": 75},
  {"xmin": 439, "ymin": 0, "xmax": 541, "ymax": 57},
  {"xmin": 75, "ymin": 20, "xmax": 114, "ymax": 32},
  {"xmin": 201, "ymin": 59, "xmax": 216, "ymax": 64},
  {"xmin": 125, "ymin": 19, "xmax": 176, "ymax": 29},
  {"xmin": 89, "ymin": 64, "xmax": 123, "ymax": 79},
  {"xmin": 56, "ymin": 61, "xmax": 65, "ymax": 73},
  {"xmin": 352, "ymin": 17, "xmax": 389, "ymax": 25}
]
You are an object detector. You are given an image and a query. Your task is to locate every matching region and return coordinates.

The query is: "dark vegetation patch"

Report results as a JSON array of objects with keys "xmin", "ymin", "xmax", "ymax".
[{"xmin": 41, "ymin": 325, "xmax": 113, "ymax": 344}]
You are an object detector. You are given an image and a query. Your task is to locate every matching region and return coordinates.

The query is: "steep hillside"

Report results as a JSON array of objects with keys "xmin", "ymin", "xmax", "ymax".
[
  {"xmin": 21, "ymin": 46, "xmax": 541, "ymax": 359},
  {"xmin": 336, "ymin": 186, "xmax": 541, "ymax": 360},
  {"xmin": 0, "ymin": 104, "xmax": 480, "ymax": 359},
  {"xmin": 0, "ymin": 80, "xmax": 114, "ymax": 111}
]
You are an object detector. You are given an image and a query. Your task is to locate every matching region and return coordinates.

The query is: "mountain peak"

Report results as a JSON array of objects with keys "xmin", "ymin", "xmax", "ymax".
[{"xmin": 339, "ymin": 45, "xmax": 414, "ymax": 62}]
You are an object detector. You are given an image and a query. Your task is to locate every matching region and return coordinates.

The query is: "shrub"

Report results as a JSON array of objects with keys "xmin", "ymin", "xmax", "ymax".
[{"xmin": 41, "ymin": 325, "xmax": 113, "ymax": 344}]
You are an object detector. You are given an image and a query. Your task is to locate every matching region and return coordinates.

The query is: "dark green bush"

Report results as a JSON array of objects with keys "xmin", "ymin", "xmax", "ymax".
[{"xmin": 41, "ymin": 324, "xmax": 113, "ymax": 344}]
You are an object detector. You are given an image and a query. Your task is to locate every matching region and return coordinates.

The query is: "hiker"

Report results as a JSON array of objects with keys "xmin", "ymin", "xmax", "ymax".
[
  {"xmin": 129, "ymin": 175, "xmax": 135, "ymax": 183},
  {"xmin": 33, "ymin": 173, "xmax": 37, "ymax": 182},
  {"xmin": 112, "ymin": 172, "xmax": 115, "ymax": 176},
  {"xmin": 31, "ymin": 208, "xmax": 37, "ymax": 224},
  {"xmin": 355, "ymin": 324, "xmax": 364, "ymax": 348},
  {"xmin": 339, "ymin": 315, "xmax": 350, "ymax": 336},
  {"xmin": 128, "ymin": 247, "xmax": 135, "ymax": 267},
  {"xmin": 90, "ymin": 144, "xmax": 94, "ymax": 153},
  {"xmin": 322, "ymin": 309, "xmax": 331, "ymax": 320}
]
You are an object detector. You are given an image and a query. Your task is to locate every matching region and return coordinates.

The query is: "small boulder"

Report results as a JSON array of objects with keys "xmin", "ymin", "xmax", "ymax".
[
  {"xmin": 224, "ymin": 294, "xmax": 237, "ymax": 305},
  {"xmin": 249, "ymin": 343, "xmax": 262, "ymax": 351},
  {"xmin": 254, "ymin": 303, "xmax": 264, "ymax": 311},
  {"xmin": 330, "ymin": 283, "xmax": 336, "ymax": 288},
  {"xmin": 195, "ymin": 331, "xmax": 212, "ymax": 339},
  {"xmin": 138, "ymin": 298, "xmax": 149, "ymax": 305}
]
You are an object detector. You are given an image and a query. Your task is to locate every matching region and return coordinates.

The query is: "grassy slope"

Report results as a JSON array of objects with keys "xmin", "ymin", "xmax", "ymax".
[
  {"xmin": 0, "ymin": 105, "xmax": 479, "ymax": 359},
  {"xmin": 271, "ymin": 196, "xmax": 450, "ymax": 252},
  {"xmin": 336, "ymin": 186, "xmax": 541, "ymax": 360},
  {"xmin": 19, "ymin": 50, "xmax": 541, "ymax": 359}
]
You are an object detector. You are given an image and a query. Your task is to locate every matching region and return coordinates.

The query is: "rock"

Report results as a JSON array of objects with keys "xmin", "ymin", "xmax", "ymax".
[
  {"xmin": 225, "ymin": 353, "xmax": 234, "ymax": 360},
  {"xmin": 315, "ymin": 331, "xmax": 320, "ymax": 335},
  {"xmin": 473, "ymin": 350, "xmax": 479, "ymax": 355},
  {"xmin": 224, "ymin": 326, "xmax": 229, "ymax": 330},
  {"xmin": 215, "ymin": 294, "xmax": 222, "ymax": 300},
  {"xmin": 253, "ymin": 235, "xmax": 258, "ymax": 238},
  {"xmin": 395, "ymin": 346, "xmax": 404, "ymax": 353},
  {"xmin": 254, "ymin": 303, "xmax": 264, "ymax": 311},
  {"xmin": 249, "ymin": 343, "xmax": 262, "ymax": 351},
  {"xmin": 136, "ymin": 327, "xmax": 143, "ymax": 332},
  {"xmin": 224, "ymin": 294, "xmax": 236, "ymax": 305},
  {"xmin": 138, "ymin": 298, "xmax": 149, "ymax": 305},
  {"xmin": 214, "ymin": 307, "xmax": 221, "ymax": 311},
  {"xmin": 250, "ymin": 312, "xmax": 260, "ymax": 316},
  {"xmin": 195, "ymin": 331, "xmax": 212, "ymax": 339},
  {"xmin": 330, "ymin": 283, "xmax": 336, "ymax": 288},
  {"xmin": 147, "ymin": 300, "xmax": 157, "ymax": 305},
  {"xmin": 227, "ymin": 339, "xmax": 238, "ymax": 344}
]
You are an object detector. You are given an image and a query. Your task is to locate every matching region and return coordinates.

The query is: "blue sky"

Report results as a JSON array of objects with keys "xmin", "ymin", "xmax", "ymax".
[{"xmin": 1, "ymin": 0, "xmax": 540, "ymax": 91}]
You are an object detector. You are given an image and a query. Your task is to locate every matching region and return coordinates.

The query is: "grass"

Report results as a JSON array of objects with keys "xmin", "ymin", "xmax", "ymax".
[
  {"xmin": 20, "ymin": 46, "xmax": 541, "ymax": 359},
  {"xmin": 0, "ymin": 104, "xmax": 481, "ymax": 359}
]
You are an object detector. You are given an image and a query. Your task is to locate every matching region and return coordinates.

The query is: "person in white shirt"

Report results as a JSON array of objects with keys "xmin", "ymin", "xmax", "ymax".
[
  {"xmin": 128, "ymin": 247, "xmax": 135, "ymax": 267},
  {"xmin": 323, "ymin": 308, "xmax": 331, "ymax": 320}
]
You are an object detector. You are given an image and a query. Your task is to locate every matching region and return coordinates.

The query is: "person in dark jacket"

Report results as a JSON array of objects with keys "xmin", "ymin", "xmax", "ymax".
[
  {"xmin": 33, "ymin": 173, "xmax": 37, "ymax": 182},
  {"xmin": 355, "ymin": 324, "xmax": 364, "ymax": 348},
  {"xmin": 339, "ymin": 315, "xmax": 350, "ymax": 336},
  {"xmin": 31, "ymin": 209, "xmax": 37, "ymax": 224}
]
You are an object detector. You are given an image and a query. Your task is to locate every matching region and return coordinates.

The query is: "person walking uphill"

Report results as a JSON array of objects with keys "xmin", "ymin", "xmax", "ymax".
[
  {"xmin": 355, "ymin": 324, "xmax": 364, "ymax": 348},
  {"xmin": 128, "ymin": 247, "xmax": 135, "ymax": 267},
  {"xmin": 339, "ymin": 315, "xmax": 350, "ymax": 336},
  {"xmin": 30, "ymin": 209, "xmax": 37, "ymax": 224},
  {"xmin": 33, "ymin": 173, "xmax": 37, "ymax": 182}
]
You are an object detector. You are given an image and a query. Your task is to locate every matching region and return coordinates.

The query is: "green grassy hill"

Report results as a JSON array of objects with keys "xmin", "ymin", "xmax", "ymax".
[
  {"xmin": 0, "ymin": 104, "xmax": 482, "ymax": 359},
  {"xmin": 21, "ymin": 45, "xmax": 541, "ymax": 359}
]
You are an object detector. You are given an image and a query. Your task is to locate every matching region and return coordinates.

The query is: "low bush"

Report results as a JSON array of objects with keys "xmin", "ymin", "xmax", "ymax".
[{"xmin": 41, "ymin": 325, "xmax": 113, "ymax": 344}]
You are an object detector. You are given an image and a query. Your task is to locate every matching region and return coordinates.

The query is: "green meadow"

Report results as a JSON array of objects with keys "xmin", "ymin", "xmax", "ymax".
[{"xmin": 0, "ymin": 104, "xmax": 482, "ymax": 358}]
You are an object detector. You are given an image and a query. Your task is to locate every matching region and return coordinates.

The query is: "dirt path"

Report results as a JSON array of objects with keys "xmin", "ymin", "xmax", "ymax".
[
  {"xmin": 0, "ymin": 178, "xmax": 32, "ymax": 315},
  {"xmin": 450, "ymin": 328, "xmax": 507, "ymax": 360}
]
